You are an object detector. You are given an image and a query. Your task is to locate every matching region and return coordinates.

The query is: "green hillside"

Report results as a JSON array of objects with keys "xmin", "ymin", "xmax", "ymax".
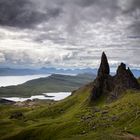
[
  {"xmin": 0, "ymin": 82, "xmax": 140, "ymax": 140},
  {"xmin": 0, "ymin": 73, "xmax": 95, "ymax": 97}
]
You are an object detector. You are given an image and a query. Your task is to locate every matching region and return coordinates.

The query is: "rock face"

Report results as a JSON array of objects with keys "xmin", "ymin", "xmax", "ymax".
[{"xmin": 89, "ymin": 52, "xmax": 140, "ymax": 103}]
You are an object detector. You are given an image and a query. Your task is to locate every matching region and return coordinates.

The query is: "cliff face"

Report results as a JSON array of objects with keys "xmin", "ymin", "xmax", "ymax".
[{"xmin": 89, "ymin": 52, "xmax": 140, "ymax": 102}]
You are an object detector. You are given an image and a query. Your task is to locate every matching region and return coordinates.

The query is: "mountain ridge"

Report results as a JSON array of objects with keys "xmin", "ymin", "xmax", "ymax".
[
  {"xmin": 0, "ymin": 67, "xmax": 97, "ymax": 76},
  {"xmin": 0, "ymin": 67, "xmax": 140, "ymax": 78}
]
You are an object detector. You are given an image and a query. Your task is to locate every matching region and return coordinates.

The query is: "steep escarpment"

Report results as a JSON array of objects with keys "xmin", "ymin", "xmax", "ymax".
[{"xmin": 90, "ymin": 52, "xmax": 140, "ymax": 102}]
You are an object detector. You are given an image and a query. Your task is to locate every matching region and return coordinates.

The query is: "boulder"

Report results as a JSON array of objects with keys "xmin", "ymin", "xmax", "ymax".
[{"xmin": 10, "ymin": 111, "xmax": 24, "ymax": 120}]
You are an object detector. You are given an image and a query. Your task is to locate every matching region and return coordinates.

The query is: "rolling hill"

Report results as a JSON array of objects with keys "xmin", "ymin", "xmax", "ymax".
[{"xmin": 0, "ymin": 73, "xmax": 96, "ymax": 97}]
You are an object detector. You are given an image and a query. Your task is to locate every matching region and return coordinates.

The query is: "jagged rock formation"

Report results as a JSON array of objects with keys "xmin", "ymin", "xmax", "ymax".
[{"xmin": 89, "ymin": 52, "xmax": 140, "ymax": 102}]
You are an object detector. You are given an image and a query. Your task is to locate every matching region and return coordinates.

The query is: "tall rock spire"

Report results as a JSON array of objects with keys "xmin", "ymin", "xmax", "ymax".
[
  {"xmin": 98, "ymin": 52, "xmax": 110, "ymax": 77},
  {"xmin": 89, "ymin": 52, "xmax": 112, "ymax": 102}
]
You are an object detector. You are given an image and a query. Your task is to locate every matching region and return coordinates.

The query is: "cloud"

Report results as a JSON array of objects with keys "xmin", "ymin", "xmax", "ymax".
[
  {"xmin": 119, "ymin": 0, "xmax": 140, "ymax": 35},
  {"xmin": 121, "ymin": 0, "xmax": 140, "ymax": 12},
  {"xmin": 0, "ymin": 0, "xmax": 120, "ymax": 29},
  {"xmin": 0, "ymin": 0, "xmax": 139, "ymax": 68},
  {"xmin": 0, "ymin": 0, "xmax": 61, "ymax": 28},
  {"xmin": 0, "ymin": 52, "xmax": 5, "ymax": 63}
]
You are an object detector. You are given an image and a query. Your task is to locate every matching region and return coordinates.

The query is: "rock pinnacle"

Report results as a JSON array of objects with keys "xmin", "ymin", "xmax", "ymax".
[{"xmin": 98, "ymin": 52, "xmax": 110, "ymax": 77}]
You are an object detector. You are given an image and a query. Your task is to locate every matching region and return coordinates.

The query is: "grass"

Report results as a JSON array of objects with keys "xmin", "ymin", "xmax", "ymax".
[{"xmin": 0, "ymin": 83, "xmax": 140, "ymax": 140}]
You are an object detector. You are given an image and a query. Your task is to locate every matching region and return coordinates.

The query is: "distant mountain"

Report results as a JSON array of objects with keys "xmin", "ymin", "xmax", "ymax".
[
  {"xmin": 0, "ymin": 67, "xmax": 97, "ymax": 76},
  {"xmin": 39, "ymin": 67, "xmax": 98, "ymax": 75},
  {"xmin": 0, "ymin": 68, "xmax": 37, "ymax": 76},
  {"xmin": 0, "ymin": 67, "xmax": 139, "ymax": 77},
  {"xmin": 0, "ymin": 73, "xmax": 96, "ymax": 97}
]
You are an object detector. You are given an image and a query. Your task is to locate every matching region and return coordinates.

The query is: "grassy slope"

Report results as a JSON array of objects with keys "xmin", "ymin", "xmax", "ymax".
[
  {"xmin": 0, "ymin": 82, "xmax": 140, "ymax": 140},
  {"xmin": 0, "ymin": 73, "xmax": 95, "ymax": 97}
]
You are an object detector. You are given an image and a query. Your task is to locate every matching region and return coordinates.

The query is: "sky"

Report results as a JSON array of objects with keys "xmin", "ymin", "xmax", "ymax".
[{"xmin": 0, "ymin": 0, "xmax": 140, "ymax": 69}]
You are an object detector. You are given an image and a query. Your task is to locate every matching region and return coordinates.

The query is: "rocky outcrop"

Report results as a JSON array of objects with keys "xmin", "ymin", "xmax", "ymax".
[
  {"xmin": 89, "ymin": 52, "xmax": 140, "ymax": 103},
  {"xmin": 115, "ymin": 63, "xmax": 139, "ymax": 90}
]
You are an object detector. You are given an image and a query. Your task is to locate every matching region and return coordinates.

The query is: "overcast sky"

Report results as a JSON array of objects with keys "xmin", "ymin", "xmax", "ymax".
[{"xmin": 0, "ymin": 0, "xmax": 140, "ymax": 69}]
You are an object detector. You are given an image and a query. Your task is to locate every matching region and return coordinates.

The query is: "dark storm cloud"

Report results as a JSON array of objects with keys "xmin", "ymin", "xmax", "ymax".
[
  {"xmin": 0, "ymin": 0, "xmax": 61, "ymax": 28},
  {"xmin": 0, "ymin": 0, "xmax": 139, "ymax": 41},
  {"xmin": 121, "ymin": 0, "xmax": 140, "ymax": 35},
  {"xmin": 0, "ymin": 0, "xmax": 120, "ymax": 29},
  {"xmin": 123, "ymin": 0, "xmax": 140, "ymax": 13},
  {"xmin": 131, "ymin": 0, "xmax": 140, "ymax": 11},
  {"xmin": 0, "ymin": 0, "xmax": 139, "ymax": 31}
]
